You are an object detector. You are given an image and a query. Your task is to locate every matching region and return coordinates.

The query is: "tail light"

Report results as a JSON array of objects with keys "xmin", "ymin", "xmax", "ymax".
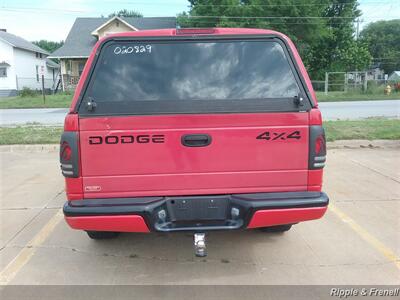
[
  {"xmin": 61, "ymin": 141, "xmax": 72, "ymax": 161},
  {"xmin": 309, "ymin": 126, "xmax": 326, "ymax": 169},
  {"xmin": 176, "ymin": 28, "xmax": 216, "ymax": 35},
  {"xmin": 60, "ymin": 132, "xmax": 79, "ymax": 177}
]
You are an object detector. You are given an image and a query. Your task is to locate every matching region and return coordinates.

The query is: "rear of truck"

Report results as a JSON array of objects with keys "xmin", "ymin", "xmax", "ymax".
[{"xmin": 60, "ymin": 28, "xmax": 328, "ymax": 236}]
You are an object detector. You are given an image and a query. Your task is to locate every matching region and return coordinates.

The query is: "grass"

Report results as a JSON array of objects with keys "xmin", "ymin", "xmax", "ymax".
[
  {"xmin": 0, "ymin": 118, "xmax": 399, "ymax": 145},
  {"xmin": 0, "ymin": 93, "xmax": 73, "ymax": 109},
  {"xmin": 324, "ymin": 118, "xmax": 400, "ymax": 141},
  {"xmin": 0, "ymin": 126, "xmax": 63, "ymax": 144},
  {"xmin": 316, "ymin": 91, "xmax": 400, "ymax": 102},
  {"xmin": 0, "ymin": 90, "xmax": 399, "ymax": 109}
]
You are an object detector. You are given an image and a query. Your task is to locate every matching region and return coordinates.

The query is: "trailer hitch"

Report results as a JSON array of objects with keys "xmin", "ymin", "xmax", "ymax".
[{"xmin": 194, "ymin": 233, "xmax": 207, "ymax": 257}]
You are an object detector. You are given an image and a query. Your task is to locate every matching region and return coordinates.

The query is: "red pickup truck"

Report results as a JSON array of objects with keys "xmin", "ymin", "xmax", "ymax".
[{"xmin": 60, "ymin": 28, "xmax": 328, "ymax": 254}]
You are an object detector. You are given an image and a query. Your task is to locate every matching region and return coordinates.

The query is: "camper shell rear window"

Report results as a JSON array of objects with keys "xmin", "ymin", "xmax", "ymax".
[{"xmin": 78, "ymin": 37, "xmax": 311, "ymax": 115}]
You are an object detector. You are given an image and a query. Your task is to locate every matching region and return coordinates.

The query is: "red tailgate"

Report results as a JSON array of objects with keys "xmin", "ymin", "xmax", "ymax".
[{"xmin": 79, "ymin": 112, "xmax": 309, "ymax": 198}]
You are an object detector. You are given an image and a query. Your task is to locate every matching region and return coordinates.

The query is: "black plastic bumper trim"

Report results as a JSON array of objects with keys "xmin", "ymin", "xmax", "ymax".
[{"xmin": 64, "ymin": 191, "xmax": 329, "ymax": 231}]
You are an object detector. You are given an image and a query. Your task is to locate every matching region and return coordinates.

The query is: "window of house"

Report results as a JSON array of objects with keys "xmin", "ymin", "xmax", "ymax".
[
  {"xmin": 36, "ymin": 65, "xmax": 39, "ymax": 82},
  {"xmin": 35, "ymin": 52, "xmax": 38, "ymax": 58},
  {"xmin": 78, "ymin": 62, "xmax": 85, "ymax": 76},
  {"xmin": 0, "ymin": 67, "xmax": 7, "ymax": 77},
  {"xmin": 65, "ymin": 60, "xmax": 71, "ymax": 74}
]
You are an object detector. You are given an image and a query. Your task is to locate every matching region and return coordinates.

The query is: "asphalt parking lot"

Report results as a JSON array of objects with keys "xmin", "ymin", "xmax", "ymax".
[{"xmin": 0, "ymin": 141, "xmax": 399, "ymax": 285}]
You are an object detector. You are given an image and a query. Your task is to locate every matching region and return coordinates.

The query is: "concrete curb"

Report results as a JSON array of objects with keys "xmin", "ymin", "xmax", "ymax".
[
  {"xmin": 327, "ymin": 139, "xmax": 400, "ymax": 149},
  {"xmin": 0, "ymin": 144, "xmax": 59, "ymax": 153},
  {"xmin": 0, "ymin": 140, "xmax": 399, "ymax": 153}
]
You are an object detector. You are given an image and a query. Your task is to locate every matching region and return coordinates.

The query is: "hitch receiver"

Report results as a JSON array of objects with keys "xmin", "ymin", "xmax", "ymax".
[{"xmin": 194, "ymin": 233, "xmax": 207, "ymax": 257}]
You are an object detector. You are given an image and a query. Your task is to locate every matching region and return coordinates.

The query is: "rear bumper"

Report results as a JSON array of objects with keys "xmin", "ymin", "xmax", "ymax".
[{"xmin": 63, "ymin": 191, "xmax": 329, "ymax": 232}]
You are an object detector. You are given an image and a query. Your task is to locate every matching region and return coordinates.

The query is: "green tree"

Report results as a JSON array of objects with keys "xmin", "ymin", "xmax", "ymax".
[
  {"xmin": 307, "ymin": 0, "xmax": 371, "ymax": 78},
  {"xmin": 108, "ymin": 9, "xmax": 143, "ymax": 18},
  {"xmin": 32, "ymin": 40, "xmax": 64, "ymax": 54},
  {"xmin": 360, "ymin": 19, "xmax": 400, "ymax": 74},
  {"xmin": 178, "ymin": 0, "xmax": 372, "ymax": 79},
  {"xmin": 178, "ymin": 0, "xmax": 329, "ymax": 75}
]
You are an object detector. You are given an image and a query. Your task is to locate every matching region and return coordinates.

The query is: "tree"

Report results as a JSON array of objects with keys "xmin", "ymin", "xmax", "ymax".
[
  {"xmin": 108, "ymin": 9, "xmax": 143, "ymax": 18},
  {"xmin": 178, "ymin": 0, "xmax": 329, "ymax": 76},
  {"xmin": 360, "ymin": 19, "xmax": 400, "ymax": 74},
  {"xmin": 307, "ymin": 0, "xmax": 371, "ymax": 78},
  {"xmin": 177, "ymin": 0, "xmax": 372, "ymax": 79},
  {"xmin": 32, "ymin": 40, "xmax": 64, "ymax": 54}
]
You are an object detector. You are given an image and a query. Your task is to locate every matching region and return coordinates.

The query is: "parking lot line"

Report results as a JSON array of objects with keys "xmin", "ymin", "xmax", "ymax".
[
  {"xmin": 0, "ymin": 209, "xmax": 64, "ymax": 285},
  {"xmin": 329, "ymin": 204, "xmax": 400, "ymax": 270}
]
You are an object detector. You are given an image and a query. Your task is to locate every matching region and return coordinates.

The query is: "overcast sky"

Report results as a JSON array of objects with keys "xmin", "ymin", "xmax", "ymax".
[{"xmin": 0, "ymin": 0, "xmax": 399, "ymax": 41}]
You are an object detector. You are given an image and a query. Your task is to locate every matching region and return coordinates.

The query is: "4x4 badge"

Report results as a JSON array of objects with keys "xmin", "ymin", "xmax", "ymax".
[{"xmin": 256, "ymin": 131, "xmax": 301, "ymax": 141}]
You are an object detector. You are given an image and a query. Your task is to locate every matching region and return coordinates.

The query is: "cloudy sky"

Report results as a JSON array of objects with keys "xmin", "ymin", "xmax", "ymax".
[{"xmin": 0, "ymin": 0, "xmax": 399, "ymax": 41}]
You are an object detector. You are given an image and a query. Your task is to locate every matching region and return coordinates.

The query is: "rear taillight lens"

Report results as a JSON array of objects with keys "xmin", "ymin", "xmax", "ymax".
[
  {"xmin": 309, "ymin": 126, "xmax": 326, "ymax": 169},
  {"xmin": 61, "ymin": 141, "xmax": 72, "ymax": 161},
  {"xmin": 60, "ymin": 132, "xmax": 79, "ymax": 177},
  {"xmin": 315, "ymin": 135, "xmax": 325, "ymax": 155}
]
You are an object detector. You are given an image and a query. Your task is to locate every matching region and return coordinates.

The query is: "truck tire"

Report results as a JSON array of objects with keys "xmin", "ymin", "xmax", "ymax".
[
  {"xmin": 258, "ymin": 224, "xmax": 292, "ymax": 233},
  {"xmin": 86, "ymin": 231, "xmax": 119, "ymax": 239}
]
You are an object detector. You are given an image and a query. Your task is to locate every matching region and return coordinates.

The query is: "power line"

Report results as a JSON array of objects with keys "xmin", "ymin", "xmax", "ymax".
[
  {"xmin": 187, "ymin": 1, "xmax": 392, "ymax": 7},
  {"xmin": 69, "ymin": 0, "xmax": 395, "ymax": 7},
  {"xmin": 182, "ymin": 15, "xmax": 369, "ymax": 20},
  {"xmin": 179, "ymin": 19, "xmax": 357, "ymax": 25},
  {"xmin": 2, "ymin": 5, "xmax": 397, "ymax": 20},
  {"xmin": 0, "ymin": 8, "xmax": 370, "ymax": 21},
  {"xmin": 1, "ymin": 7, "xmax": 88, "ymax": 14},
  {"xmin": 1, "ymin": 8, "xmax": 381, "ymax": 23},
  {"xmin": 372, "ymin": 57, "xmax": 398, "ymax": 59}
]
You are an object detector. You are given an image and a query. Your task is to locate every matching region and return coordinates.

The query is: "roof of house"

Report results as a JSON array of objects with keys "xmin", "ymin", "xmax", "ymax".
[
  {"xmin": 90, "ymin": 16, "xmax": 139, "ymax": 35},
  {"xmin": 389, "ymin": 71, "xmax": 400, "ymax": 77},
  {"xmin": 0, "ymin": 31, "xmax": 49, "ymax": 55},
  {"xmin": 50, "ymin": 17, "xmax": 176, "ymax": 58},
  {"xmin": 46, "ymin": 58, "xmax": 59, "ymax": 69}
]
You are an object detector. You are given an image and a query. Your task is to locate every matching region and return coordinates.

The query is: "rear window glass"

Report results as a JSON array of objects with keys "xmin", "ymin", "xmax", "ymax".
[{"xmin": 80, "ymin": 40, "xmax": 305, "ymax": 115}]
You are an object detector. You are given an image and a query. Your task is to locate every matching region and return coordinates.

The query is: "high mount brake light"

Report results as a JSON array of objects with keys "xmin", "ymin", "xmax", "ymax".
[{"xmin": 176, "ymin": 28, "xmax": 216, "ymax": 35}]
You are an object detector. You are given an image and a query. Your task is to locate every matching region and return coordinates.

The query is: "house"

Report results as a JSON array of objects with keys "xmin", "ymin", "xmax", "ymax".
[
  {"xmin": 49, "ymin": 16, "xmax": 176, "ymax": 91},
  {"xmin": 0, "ymin": 30, "xmax": 60, "ymax": 97},
  {"xmin": 388, "ymin": 71, "xmax": 400, "ymax": 82}
]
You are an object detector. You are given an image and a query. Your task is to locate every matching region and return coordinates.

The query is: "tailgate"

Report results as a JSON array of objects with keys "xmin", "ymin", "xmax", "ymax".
[{"xmin": 79, "ymin": 112, "xmax": 309, "ymax": 198}]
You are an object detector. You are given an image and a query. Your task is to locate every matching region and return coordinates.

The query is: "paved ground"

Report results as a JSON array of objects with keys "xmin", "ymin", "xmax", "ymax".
[
  {"xmin": 0, "ymin": 141, "xmax": 399, "ymax": 285},
  {"xmin": 0, "ymin": 100, "xmax": 399, "ymax": 125},
  {"xmin": 318, "ymin": 100, "xmax": 400, "ymax": 121},
  {"xmin": 0, "ymin": 108, "xmax": 68, "ymax": 126}
]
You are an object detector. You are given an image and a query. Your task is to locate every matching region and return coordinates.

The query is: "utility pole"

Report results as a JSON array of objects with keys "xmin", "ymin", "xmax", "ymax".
[
  {"xmin": 41, "ymin": 74, "xmax": 45, "ymax": 104},
  {"xmin": 356, "ymin": 18, "xmax": 360, "ymax": 40},
  {"xmin": 324, "ymin": 72, "xmax": 329, "ymax": 95}
]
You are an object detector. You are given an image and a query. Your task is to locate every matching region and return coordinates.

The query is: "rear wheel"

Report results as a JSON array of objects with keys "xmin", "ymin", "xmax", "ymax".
[
  {"xmin": 258, "ymin": 224, "xmax": 292, "ymax": 233},
  {"xmin": 86, "ymin": 231, "xmax": 119, "ymax": 239}
]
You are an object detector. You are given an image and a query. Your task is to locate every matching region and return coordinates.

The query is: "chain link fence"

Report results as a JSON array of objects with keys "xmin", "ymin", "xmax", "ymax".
[
  {"xmin": 311, "ymin": 72, "xmax": 396, "ymax": 95},
  {"xmin": 16, "ymin": 77, "xmax": 58, "ymax": 94}
]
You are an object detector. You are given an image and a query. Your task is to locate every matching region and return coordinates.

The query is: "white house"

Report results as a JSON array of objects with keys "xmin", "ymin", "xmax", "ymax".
[
  {"xmin": 0, "ymin": 29, "xmax": 60, "ymax": 97},
  {"xmin": 50, "ymin": 16, "xmax": 176, "ymax": 90}
]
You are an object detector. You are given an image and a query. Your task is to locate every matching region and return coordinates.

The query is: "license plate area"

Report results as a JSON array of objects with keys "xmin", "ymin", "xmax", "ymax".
[{"xmin": 166, "ymin": 196, "xmax": 229, "ymax": 222}]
